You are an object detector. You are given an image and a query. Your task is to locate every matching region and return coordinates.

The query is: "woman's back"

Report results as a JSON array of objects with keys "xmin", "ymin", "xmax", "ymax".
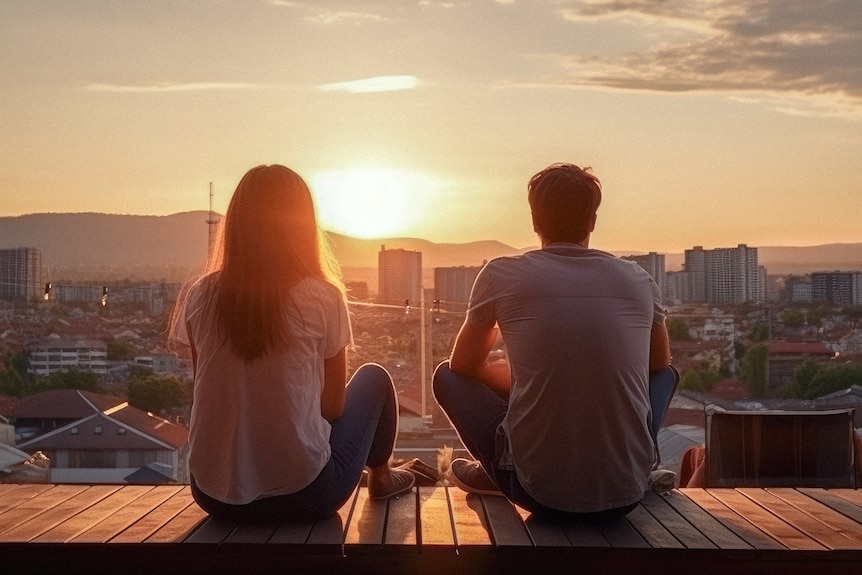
[{"xmin": 185, "ymin": 274, "xmax": 351, "ymax": 505}]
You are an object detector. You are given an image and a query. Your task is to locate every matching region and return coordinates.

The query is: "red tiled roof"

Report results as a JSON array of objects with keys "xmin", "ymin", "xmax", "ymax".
[
  {"xmin": 13, "ymin": 389, "xmax": 188, "ymax": 450},
  {"xmin": 11, "ymin": 390, "xmax": 125, "ymax": 419},
  {"xmin": 110, "ymin": 407, "xmax": 189, "ymax": 449},
  {"xmin": 768, "ymin": 342, "xmax": 834, "ymax": 355}
]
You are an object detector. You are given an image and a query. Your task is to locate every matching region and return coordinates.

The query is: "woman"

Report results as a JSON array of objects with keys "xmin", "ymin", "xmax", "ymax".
[{"xmin": 170, "ymin": 164, "xmax": 413, "ymax": 521}]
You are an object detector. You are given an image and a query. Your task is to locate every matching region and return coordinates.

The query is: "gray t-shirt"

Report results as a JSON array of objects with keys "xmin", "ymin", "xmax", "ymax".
[{"xmin": 467, "ymin": 243, "xmax": 665, "ymax": 512}]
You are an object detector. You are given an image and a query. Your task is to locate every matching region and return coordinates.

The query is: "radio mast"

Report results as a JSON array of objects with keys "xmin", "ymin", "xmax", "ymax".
[{"xmin": 205, "ymin": 182, "xmax": 219, "ymax": 261}]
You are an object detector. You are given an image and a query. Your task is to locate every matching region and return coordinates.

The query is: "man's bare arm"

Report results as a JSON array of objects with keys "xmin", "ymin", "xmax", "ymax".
[
  {"xmin": 649, "ymin": 318, "xmax": 672, "ymax": 372},
  {"xmin": 450, "ymin": 319, "xmax": 511, "ymax": 400}
]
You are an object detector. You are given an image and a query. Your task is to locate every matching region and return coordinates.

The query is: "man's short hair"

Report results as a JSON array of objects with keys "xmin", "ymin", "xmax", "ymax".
[{"xmin": 528, "ymin": 163, "xmax": 602, "ymax": 244}]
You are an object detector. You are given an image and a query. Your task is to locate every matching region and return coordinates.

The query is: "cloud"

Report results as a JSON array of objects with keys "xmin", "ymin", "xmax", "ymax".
[
  {"xmin": 553, "ymin": 0, "xmax": 862, "ymax": 113},
  {"xmin": 263, "ymin": 0, "xmax": 385, "ymax": 24},
  {"xmin": 318, "ymin": 75, "xmax": 419, "ymax": 93},
  {"xmin": 84, "ymin": 82, "xmax": 259, "ymax": 93}
]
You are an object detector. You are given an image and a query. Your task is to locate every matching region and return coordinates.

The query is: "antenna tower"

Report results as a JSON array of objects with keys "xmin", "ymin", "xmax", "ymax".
[{"xmin": 206, "ymin": 182, "xmax": 219, "ymax": 260}]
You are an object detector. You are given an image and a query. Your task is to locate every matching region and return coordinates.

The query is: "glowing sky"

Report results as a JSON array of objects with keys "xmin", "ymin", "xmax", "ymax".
[{"xmin": 2, "ymin": 0, "xmax": 860, "ymax": 252}]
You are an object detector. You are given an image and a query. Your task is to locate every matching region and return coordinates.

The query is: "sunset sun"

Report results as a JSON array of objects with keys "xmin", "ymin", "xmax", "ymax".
[{"xmin": 311, "ymin": 168, "xmax": 436, "ymax": 239}]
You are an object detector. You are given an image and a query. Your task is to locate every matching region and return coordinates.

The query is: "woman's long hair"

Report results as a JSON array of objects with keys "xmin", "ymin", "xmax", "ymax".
[{"xmin": 172, "ymin": 164, "xmax": 342, "ymax": 363}]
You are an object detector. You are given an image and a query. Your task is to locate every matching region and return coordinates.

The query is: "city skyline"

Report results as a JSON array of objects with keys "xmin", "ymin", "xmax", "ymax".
[{"xmin": 2, "ymin": 1, "xmax": 861, "ymax": 253}]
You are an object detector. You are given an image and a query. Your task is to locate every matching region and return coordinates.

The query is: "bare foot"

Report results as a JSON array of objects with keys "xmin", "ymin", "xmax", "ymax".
[{"xmin": 367, "ymin": 466, "xmax": 415, "ymax": 500}]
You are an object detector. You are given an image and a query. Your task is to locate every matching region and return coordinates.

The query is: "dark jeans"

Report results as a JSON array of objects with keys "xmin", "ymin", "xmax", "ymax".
[
  {"xmin": 191, "ymin": 363, "xmax": 398, "ymax": 522},
  {"xmin": 432, "ymin": 361, "xmax": 679, "ymax": 523}
]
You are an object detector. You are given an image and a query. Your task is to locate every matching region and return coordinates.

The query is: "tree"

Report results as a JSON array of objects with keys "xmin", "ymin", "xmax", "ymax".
[
  {"xmin": 780, "ymin": 310, "xmax": 807, "ymax": 328},
  {"xmin": 740, "ymin": 343, "xmax": 769, "ymax": 397},
  {"xmin": 667, "ymin": 318, "xmax": 693, "ymax": 341},
  {"xmin": 0, "ymin": 352, "xmax": 31, "ymax": 397},
  {"xmin": 35, "ymin": 368, "xmax": 104, "ymax": 394},
  {"xmin": 127, "ymin": 374, "xmax": 190, "ymax": 415},
  {"xmin": 679, "ymin": 365, "xmax": 721, "ymax": 393},
  {"xmin": 106, "ymin": 341, "xmax": 134, "ymax": 361},
  {"xmin": 751, "ymin": 321, "xmax": 770, "ymax": 342},
  {"xmin": 783, "ymin": 361, "xmax": 862, "ymax": 400}
]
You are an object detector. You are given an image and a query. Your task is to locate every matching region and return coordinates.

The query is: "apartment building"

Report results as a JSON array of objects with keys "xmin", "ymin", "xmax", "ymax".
[
  {"xmin": 434, "ymin": 265, "xmax": 482, "ymax": 311},
  {"xmin": 377, "ymin": 245, "xmax": 422, "ymax": 306},
  {"xmin": 27, "ymin": 337, "xmax": 108, "ymax": 376},
  {"xmin": 0, "ymin": 247, "xmax": 44, "ymax": 301},
  {"xmin": 811, "ymin": 271, "xmax": 861, "ymax": 305}
]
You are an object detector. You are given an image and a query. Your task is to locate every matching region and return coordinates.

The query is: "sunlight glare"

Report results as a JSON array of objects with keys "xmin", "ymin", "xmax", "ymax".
[{"xmin": 311, "ymin": 168, "xmax": 435, "ymax": 239}]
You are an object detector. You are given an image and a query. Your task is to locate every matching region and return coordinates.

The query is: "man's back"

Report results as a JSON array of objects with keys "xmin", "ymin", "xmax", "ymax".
[{"xmin": 468, "ymin": 244, "xmax": 661, "ymax": 512}]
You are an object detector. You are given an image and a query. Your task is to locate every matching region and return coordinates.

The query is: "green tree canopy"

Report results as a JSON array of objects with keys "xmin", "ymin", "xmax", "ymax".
[
  {"xmin": 127, "ymin": 374, "xmax": 190, "ymax": 415},
  {"xmin": 782, "ymin": 360, "xmax": 862, "ymax": 400},
  {"xmin": 34, "ymin": 368, "xmax": 104, "ymax": 394},
  {"xmin": 667, "ymin": 318, "xmax": 693, "ymax": 341},
  {"xmin": 780, "ymin": 310, "xmax": 807, "ymax": 328},
  {"xmin": 740, "ymin": 343, "xmax": 769, "ymax": 397}
]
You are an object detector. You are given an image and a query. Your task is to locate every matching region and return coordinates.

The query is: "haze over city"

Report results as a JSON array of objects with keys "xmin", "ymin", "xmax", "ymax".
[{"xmin": 2, "ymin": 1, "xmax": 861, "ymax": 253}]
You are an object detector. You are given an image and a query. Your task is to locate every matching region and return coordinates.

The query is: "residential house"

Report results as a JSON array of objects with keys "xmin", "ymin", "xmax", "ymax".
[{"xmin": 12, "ymin": 389, "xmax": 188, "ymax": 484}]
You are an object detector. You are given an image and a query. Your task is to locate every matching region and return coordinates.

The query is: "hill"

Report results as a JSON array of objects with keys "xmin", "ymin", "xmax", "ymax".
[{"xmin": 1, "ymin": 212, "xmax": 860, "ymax": 280}]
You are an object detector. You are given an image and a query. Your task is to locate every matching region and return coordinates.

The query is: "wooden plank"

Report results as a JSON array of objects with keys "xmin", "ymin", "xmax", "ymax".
[
  {"xmin": 662, "ymin": 489, "xmax": 752, "ymax": 549},
  {"xmin": 598, "ymin": 516, "xmax": 649, "ymax": 548},
  {"xmin": 709, "ymin": 488, "xmax": 825, "ymax": 551},
  {"xmin": 73, "ymin": 485, "xmax": 183, "ymax": 543},
  {"xmin": 109, "ymin": 486, "xmax": 195, "ymax": 543},
  {"xmin": 0, "ymin": 484, "xmax": 87, "ymax": 539},
  {"xmin": 740, "ymin": 488, "xmax": 861, "ymax": 550},
  {"xmin": 268, "ymin": 520, "xmax": 314, "ymax": 545},
  {"xmin": 145, "ymin": 501, "xmax": 208, "ymax": 543},
  {"xmin": 417, "ymin": 486, "xmax": 454, "ymax": 546},
  {"xmin": 625, "ymin": 504, "xmax": 684, "ymax": 549},
  {"xmin": 448, "ymin": 488, "xmax": 492, "ymax": 546},
  {"xmin": 221, "ymin": 520, "xmax": 278, "ymax": 544},
  {"xmin": 344, "ymin": 487, "xmax": 387, "ymax": 546},
  {"xmin": 682, "ymin": 488, "xmax": 784, "ymax": 550},
  {"xmin": 830, "ymin": 488, "xmax": 862, "ymax": 508},
  {"xmin": 305, "ymin": 486, "xmax": 357, "ymax": 547},
  {"xmin": 768, "ymin": 488, "xmax": 862, "ymax": 547},
  {"xmin": 561, "ymin": 521, "xmax": 610, "ymax": 548},
  {"xmin": 481, "ymin": 494, "xmax": 532, "ymax": 547},
  {"xmin": 0, "ymin": 484, "xmax": 53, "ymax": 515},
  {"xmin": 0, "ymin": 485, "xmax": 117, "ymax": 542},
  {"xmin": 640, "ymin": 491, "xmax": 716, "ymax": 549},
  {"xmin": 799, "ymin": 488, "xmax": 862, "ymax": 525},
  {"xmin": 34, "ymin": 485, "xmax": 152, "ymax": 543},
  {"xmin": 384, "ymin": 485, "xmax": 417, "ymax": 546},
  {"xmin": 183, "ymin": 516, "xmax": 238, "ymax": 543},
  {"xmin": 513, "ymin": 505, "xmax": 574, "ymax": 547}
]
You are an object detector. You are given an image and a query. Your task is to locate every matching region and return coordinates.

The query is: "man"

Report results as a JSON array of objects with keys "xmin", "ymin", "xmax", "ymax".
[{"xmin": 433, "ymin": 163, "xmax": 676, "ymax": 522}]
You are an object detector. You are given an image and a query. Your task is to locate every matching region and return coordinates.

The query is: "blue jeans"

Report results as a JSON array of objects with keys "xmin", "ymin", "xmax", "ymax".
[
  {"xmin": 432, "ymin": 361, "xmax": 678, "ymax": 522},
  {"xmin": 191, "ymin": 363, "xmax": 398, "ymax": 521}
]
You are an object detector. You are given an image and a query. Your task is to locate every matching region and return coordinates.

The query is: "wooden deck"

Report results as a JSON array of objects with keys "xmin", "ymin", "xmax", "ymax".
[{"xmin": 2, "ymin": 484, "xmax": 862, "ymax": 574}]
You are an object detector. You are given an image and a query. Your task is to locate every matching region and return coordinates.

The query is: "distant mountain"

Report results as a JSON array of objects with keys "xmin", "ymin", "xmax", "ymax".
[
  {"xmin": 1, "ymin": 212, "xmax": 859, "ymax": 280},
  {"xmin": 328, "ymin": 233, "xmax": 527, "ymax": 269}
]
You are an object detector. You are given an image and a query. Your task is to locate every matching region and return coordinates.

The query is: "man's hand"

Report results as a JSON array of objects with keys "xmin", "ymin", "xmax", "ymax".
[{"xmin": 450, "ymin": 320, "xmax": 512, "ymax": 400}]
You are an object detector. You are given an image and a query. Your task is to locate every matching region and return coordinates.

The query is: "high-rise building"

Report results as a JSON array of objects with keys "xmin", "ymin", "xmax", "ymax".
[
  {"xmin": 377, "ymin": 245, "xmax": 422, "ymax": 306},
  {"xmin": 434, "ymin": 266, "xmax": 483, "ymax": 311},
  {"xmin": 622, "ymin": 252, "xmax": 665, "ymax": 298},
  {"xmin": 704, "ymin": 244, "xmax": 762, "ymax": 305},
  {"xmin": 676, "ymin": 244, "xmax": 764, "ymax": 305},
  {"xmin": 811, "ymin": 271, "xmax": 861, "ymax": 305},
  {"xmin": 683, "ymin": 246, "xmax": 707, "ymax": 303},
  {"xmin": 0, "ymin": 247, "xmax": 44, "ymax": 301}
]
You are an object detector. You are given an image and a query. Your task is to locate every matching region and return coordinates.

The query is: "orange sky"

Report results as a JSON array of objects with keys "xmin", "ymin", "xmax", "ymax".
[{"xmin": 2, "ymin": 1, "xmax": 861, "ymax": 252}]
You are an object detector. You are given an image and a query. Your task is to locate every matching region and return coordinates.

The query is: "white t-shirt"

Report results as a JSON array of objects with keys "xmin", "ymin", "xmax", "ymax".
[
  {"xmin": 468, "ymin": 244, "xmax": 665, "ymax": 513},
  {"xmin": 182, "ymin": 274, "xmax": 351, "ymax": 505}
]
